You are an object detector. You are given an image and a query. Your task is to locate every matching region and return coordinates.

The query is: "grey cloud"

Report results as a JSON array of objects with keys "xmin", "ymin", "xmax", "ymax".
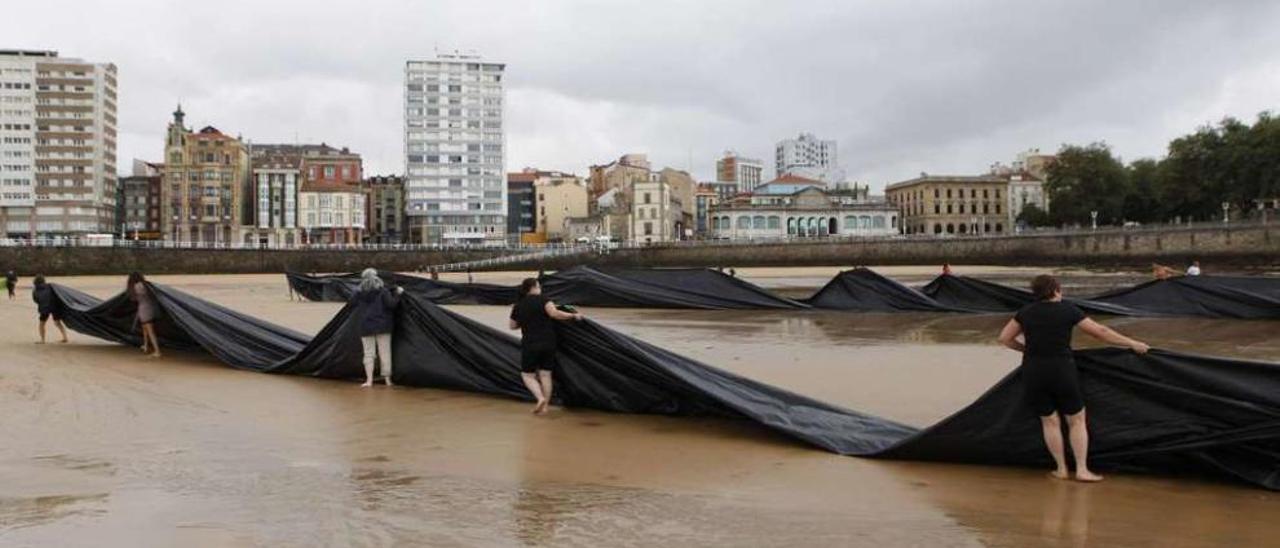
[{"xmin": 5, "ymin": 0, "xmax": 1278, "ymax": 189}]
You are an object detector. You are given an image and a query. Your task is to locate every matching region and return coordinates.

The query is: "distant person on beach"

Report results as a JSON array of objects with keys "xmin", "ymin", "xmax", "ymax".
[
  {"xmin": 31, "ymin": 276, "xmax": 68, "ymax": 344},
  {"xmin": 430, "ymin": 268, "xmax": 439, "ymax": 280},
  {"xmin": 998, "ymin": 274, "xmax": 1149, "ymax": 483},
  {"xmin": 1152, "ymin": 263, "xmax": 1178, "ymax": 280},
  {"xmin": 128, "ymin": 272, "xmax": 162, "ymax": 359},
  {"xmin": 352, "ymin": 268, "xmax": 402, "ymax": 387},
  {"xmin": 466, "ymin": 268, "xmax": 474, "ymax": 284},
  {"xmin": 942, "ymin": 263, "xmax": 953, "ymax": 276},
  {"xmin": 1186, "ymin": 261, "xmax": 1202, "ymax": 276},
  {"xmin": 508, "ymin": 278, "xmax": 584, "ymax": 415},
  {"xmin": 5, "ymin": 270, "xmax": 16, "ymax": 299},
  {"xmin": 729, "ymin": 268, "xmax": 737, "ymax": 278}
]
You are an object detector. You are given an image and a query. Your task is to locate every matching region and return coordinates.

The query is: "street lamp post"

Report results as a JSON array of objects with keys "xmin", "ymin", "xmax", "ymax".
[{"xmin": 1090, "ymin": 210, "xmax": 1098, "ymax": 230}]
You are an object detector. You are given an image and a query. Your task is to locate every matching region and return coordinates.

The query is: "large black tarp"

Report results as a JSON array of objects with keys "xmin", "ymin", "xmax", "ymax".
[
  {"xmin": 803, "ymin": 268, "xmax": 965, "ymax": 312},
  {"xmin": 286, "ymin": 271, "xmax": 518, "ymax": 305},
  {"xmin": 287, "ymin": 267, "xmax": 1280, "ymax": 319},
  {"xmin": 47, "ymin": 282, "xmax": 1280, "ymax": 490},
  {"xmin": 920, "ymin": 274, "xmax": 1141, "ymax": 316},
  {"xmin": 540, "ymin": 266, "xmax": 808, "ymax": 310}
]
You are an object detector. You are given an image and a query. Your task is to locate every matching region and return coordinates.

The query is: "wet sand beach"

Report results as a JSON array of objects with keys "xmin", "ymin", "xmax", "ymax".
[{"xmin": 2, "ymin": 272, "xmax": 1279, "ymax": 546}]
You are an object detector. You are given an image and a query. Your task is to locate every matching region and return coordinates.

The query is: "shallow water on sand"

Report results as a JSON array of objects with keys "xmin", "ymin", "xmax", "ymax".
[{"xmin": 2, "ymin": 271, "xmax": 1279, "ymax": 546}]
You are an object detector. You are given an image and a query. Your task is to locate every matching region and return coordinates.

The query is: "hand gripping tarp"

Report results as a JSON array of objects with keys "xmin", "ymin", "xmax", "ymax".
[{"xmin": 46, "ymin": 282, "xmax": 1280, "ymax": 490}]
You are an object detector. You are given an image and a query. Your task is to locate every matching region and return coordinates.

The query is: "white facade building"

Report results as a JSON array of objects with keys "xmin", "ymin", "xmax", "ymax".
[
  {"xmin": 775, "ymin": 132, "xmax": 844, "ymax": 183},
  {"xmin": 0, "ymin": 50, "xmax": 117, "ymax": 237},
  {"xmin": 715, "ymin": 150, "xmax": 764, "ymax": 194},
  {"xmin": 404, "ymin": 51, "xmax": 506, "ymax": 245},
  {"xmin": 711, "ymin": 177, "xmax": 897, "ymax": 240},
  {"xmin": 630, "ymin": 174, "xmax": 683, "ymax": 244},
  {"xmin": 1007, "ymin": 172, "xmax": 1049, "ymax": 226}
]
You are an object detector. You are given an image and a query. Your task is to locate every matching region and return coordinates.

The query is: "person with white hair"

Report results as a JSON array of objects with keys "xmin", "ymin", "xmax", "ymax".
[{"xmin": 350, "ymin": 268, "xmax": 403, "ymax": 387}]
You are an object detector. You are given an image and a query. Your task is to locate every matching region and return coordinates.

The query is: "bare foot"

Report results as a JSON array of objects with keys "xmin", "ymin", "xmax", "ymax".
[
  {"xmin": 149, "ymin": 352, "xmax": 162, "ymax": 359},
  {"xmin": 361, "ymin": 381, "xmax": 373, "ymax": 388},
  {"xmin": 35, "ymin": 340, "xmax": 45, "ymax": 344},
  {"xmin": 384, "ymin": 377, "xmax": 394, "ymax": 387},
  {"xmin": 1075, "ymin": 470, "xmax": 1104, "ymax": 482},
  {"xmin": 140, "ymin": 345, "xmax": 148, "ymax": 353},
  {"xmin": 532, "ymin": 399, "xmax": 546, "ymax": 414},
  {"xmin": 1050, "ymin": 469, "xmax": 1070, "ymax": 480},
  {"xmin": 59, "ymin": 339, "xmax": 68, "ymax": 344}
]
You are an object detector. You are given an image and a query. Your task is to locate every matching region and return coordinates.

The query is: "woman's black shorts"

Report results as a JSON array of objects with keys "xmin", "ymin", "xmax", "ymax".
[
  {"xmin": 520, "ymin": 347, "xmax": 559, "ymax": 373},
  {"xmin": 1021, "ymin": 356, "xmax": 1085, "ymax": 416},
  {"xmin": 39, "ymin": 312, "xmax": 61, "ymax": 322}
]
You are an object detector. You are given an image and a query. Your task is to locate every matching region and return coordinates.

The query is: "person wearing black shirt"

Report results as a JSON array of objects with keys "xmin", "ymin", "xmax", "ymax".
[
  {"xmin": 509, "ymin": 277, "xmax": 584, "ymax": 414},
  {"xmin": 5, "ymin": 270, "xmax": 16, "ymax": 299},
  {"xmin": 998, "ymin": 274, "xmax": 1149, "ymax": 482},
  {"xmin": 31, "ymin": 275, "xmax": 68, "ymax": 344}
]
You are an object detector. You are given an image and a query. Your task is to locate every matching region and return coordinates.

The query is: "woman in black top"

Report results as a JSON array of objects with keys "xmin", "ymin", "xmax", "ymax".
[
  {"xmin": 998, "ymin": 275, "xmax": 1149, "ymax": 482},
  {"xmin": 31, "ymin": 276, "xmax": 68, "ymax": 344},
  {"xmin": 509, "ymin": 277, "xmax": 584, "ymax": 414},
  {"xmin": 351, "ymin": 268, "xmax": 403, "ymax": 387}
]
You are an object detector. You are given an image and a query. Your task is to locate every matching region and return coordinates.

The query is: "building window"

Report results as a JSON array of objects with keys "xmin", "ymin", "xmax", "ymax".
[
  {"xmin": 644, "ymin": 193, "xmax": 651, "ymax": 204},
  {"xmin": 643, "ymin": 222, "xmax": 653, "ymax": 236}
]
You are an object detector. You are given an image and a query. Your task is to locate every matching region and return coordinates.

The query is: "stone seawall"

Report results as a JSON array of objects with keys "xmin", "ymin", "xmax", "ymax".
[
  {"xmin": 2, "ymin": 224, "xmax": 1275, "ymax": 275},
  {"xmin": 0, "ymin": 246, "xmax": 498, "ymax": 276},
  {"xmin": 535, "ymin": 224, "xmax": 1279, "ymax": 270}
]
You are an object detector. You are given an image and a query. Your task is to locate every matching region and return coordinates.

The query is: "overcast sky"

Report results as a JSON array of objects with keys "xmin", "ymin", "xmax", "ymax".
[{"xmin": 6, "ymin": 0, "xmax": 1279, "ymax": 190}]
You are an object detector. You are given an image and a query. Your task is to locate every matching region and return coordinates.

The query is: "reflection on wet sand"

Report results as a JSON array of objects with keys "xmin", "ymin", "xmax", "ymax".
[{"xmin": 3, "ymin": 273, "xmax": 1280, "ymax": 546}]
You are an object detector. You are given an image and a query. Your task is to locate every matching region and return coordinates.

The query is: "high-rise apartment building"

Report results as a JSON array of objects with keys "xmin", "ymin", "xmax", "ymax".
[
  {"xmin": 715, "ymin": 151, "xmax": 763, "ymax": 194},
  {"xmin": 775, "ymin": 133, "xmax": 843, "ymax": 183},
  {"xmin": 0, "ymin": 50, "xmax": 117, "ymax": 237},
  {"xmin": 404, "ymin": 52, "xmax": 506, "ymax": 245},
  {"xmin": 116, "ymin": 160, "xmax": 162, "ymax": 239}
]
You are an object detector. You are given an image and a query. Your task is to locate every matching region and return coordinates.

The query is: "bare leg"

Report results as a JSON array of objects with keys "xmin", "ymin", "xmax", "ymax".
[
  {"xmin": 360, "ymin": 335, "xmax": 376, "ymax": 387},
  {"xmin": 55, "ymin": 319, "xmax": 68, "ymax": 343},
  {"xmin": 143, "ymin": 323, "xmax": 162, "ymax": 358},
  {"xmin": 1068, "ymin": 410, "xmax": 1102, "ymax": 482},
  {"xmin": 1040, "ymin": 413, "xmax": 1069, "ymax": 480},
  {"xmin": 37, "ymin": 319, "xmax": 47, "ymax": 343},
  {"xmin": 521, "ymin": 372, "xmax": 545, "ymax": 413},
  {"xmin": 535, "ymin": 370, "xmax": 554, "ymax": 414}
]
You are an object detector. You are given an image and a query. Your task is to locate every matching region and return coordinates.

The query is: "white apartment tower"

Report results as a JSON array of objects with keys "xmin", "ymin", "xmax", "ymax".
[
  {"xmin": 775, "ymin": 133, "xmax": 843, "ymax": 183},
  {"xmin": 0, "ymin": 50, "xmax": 117, "ymax": 237},
  {"xmin": 403, "ymin": 52, "xmax": 506, "ymax": 245}
]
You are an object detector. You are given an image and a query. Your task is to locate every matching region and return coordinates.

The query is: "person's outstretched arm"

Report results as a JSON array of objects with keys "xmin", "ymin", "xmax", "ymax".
[
  {"xmin": 544, "ymin": 301, "xmax": 584, "ymax": 322},
  {"xmin": 1078, "ymin": 318, "xmax": 1150, "ymax": 354},
  {"xmin": 997, "ymin": 318, "xmax": 1025, "ymax": 353}
]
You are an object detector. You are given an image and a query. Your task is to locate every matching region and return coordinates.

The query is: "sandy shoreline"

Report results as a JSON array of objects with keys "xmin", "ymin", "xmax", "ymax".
[{"xmin": 2, "ymin": 272, "xmax": 1278, "ymax": 546}]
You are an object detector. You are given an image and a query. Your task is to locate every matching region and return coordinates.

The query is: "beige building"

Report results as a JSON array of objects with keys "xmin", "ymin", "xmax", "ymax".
[
  {"xmin": 161, "ymin": 107, "xmax": 250, "ymax": 244},
  {"xmin": 886, "ymin": 174, "xmax": 1009, "ymax": 235},
  {"xmin": 0, "ymin": 50, "xmax": 117, "ymax": 237},
  {"xmin": 588, "ymin": 153, "xmax": 651, "ymax": 197},
  {"xmin": 298, "ymin": 185, "xmax": 366, "ymax": 244},
  {"xmin": 533, "ymin": 171, "xmax": 587, "ymax": 242},
  {"xmin": 630, "ymin": 173, "xmax": 683, "ymax": 244}
]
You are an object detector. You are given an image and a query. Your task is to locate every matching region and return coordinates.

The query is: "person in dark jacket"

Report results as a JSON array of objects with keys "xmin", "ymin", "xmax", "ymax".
[
  {"xmin": 998, "ymin": 274, "xmax": 1149, "ymax": 482},
  {"xmin": 5, "ymin": 270, "xmax": 16, "ymax": 299},
  {"xmin": 352, "ymin": 268, "xmax": 402, "ymax": 387},
  {"xmin": 508, "ymin": 278, "xmax": 584, "ymax": 414},
  {"xmin": 31, "ymin": 276, "xmax": 68, "ymax": 344}
]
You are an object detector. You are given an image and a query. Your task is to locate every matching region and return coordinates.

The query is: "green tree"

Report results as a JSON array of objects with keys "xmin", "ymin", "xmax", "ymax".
[
  {"xmin": 1016, "ymin": 203, "xmax": 1052, "ymax": 227},
  {"xmin": 1122, "ymin": 158, "xmax": 1164, "ymax": 223},
  {"xmin": 1044, "ymin": 143, "xmax": 1129, "ymax": 226}
]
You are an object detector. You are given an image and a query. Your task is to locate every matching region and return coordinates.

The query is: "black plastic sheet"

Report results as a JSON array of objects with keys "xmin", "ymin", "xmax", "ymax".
[
  {"xmin": 46, "ymin": 282, "xmax": 1280, "ymax": 490},
  {"xmin": 540, "ymin": 266, "xmax": 808, "ymax": 310},
  {"xmin": 921, "ymin": 274, "xmax": 1140, "ymax": 316},
  {"xmin": 287, "ymin": 268, "xmax": 1280, "ymax": 319}
]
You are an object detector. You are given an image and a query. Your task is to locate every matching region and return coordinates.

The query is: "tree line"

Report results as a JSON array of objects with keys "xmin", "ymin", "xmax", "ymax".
[{"xmin": 1020, "ymin": 112, "xmax": 1280, "ymax": 227}]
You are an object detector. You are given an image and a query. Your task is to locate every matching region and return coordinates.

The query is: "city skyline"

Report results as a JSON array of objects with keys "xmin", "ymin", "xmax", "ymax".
[{"xmin": 4, "ymin": 1, "xmax": 1279, "ymax": 191}]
